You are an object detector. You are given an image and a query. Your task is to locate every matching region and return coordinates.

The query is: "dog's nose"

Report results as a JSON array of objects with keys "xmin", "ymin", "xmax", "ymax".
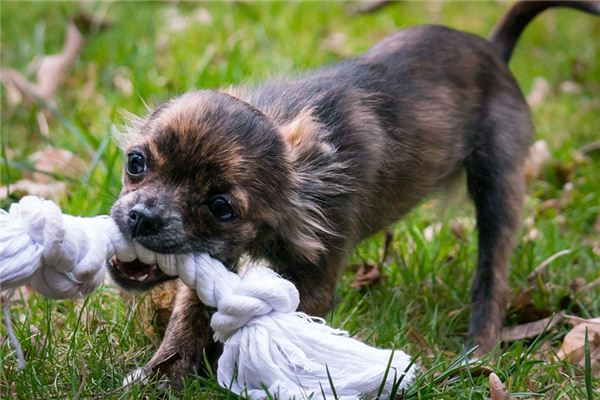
[{"xmin": 127, "ymin": 204, "xmax": 163, "ymax": 237}]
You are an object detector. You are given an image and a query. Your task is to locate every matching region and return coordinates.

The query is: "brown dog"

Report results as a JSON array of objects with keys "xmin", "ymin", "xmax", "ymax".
[{"xmin": 108, "ymin": 0, "xmax": 599, "ymax": 387}]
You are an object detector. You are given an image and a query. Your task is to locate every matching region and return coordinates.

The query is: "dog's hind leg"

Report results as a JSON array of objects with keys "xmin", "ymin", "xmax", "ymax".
[{"xmin": 464, "ymin": 107, "xmax": 530, "ymax": 355}]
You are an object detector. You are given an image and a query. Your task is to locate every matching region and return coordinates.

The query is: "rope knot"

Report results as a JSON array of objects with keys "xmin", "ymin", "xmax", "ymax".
[
  {"xmin": 210, "ymin": 266, "xmax": 300, "ymax": 341},
  {"xmin": 1, "ymin": 196, "xmax": 115, "ymax": 299}
]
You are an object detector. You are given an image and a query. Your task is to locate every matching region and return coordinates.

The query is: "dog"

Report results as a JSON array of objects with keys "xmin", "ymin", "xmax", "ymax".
[{"xmin": 108, "ymin": 0, "xmax": 600, "ymax": 387}]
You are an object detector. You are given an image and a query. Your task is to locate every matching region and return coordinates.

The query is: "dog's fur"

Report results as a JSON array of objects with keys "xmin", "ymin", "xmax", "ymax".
[{"xmin": 109, "ymin": 0, "xmax": 600, "ymax": 386}]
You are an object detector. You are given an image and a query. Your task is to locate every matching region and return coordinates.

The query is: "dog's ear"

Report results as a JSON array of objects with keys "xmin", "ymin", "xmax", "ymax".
[
  {"xmin": 275, "ymin": 108, "xmax": 348, "ymax": 263},
  {"xmin": 280, "ymin": 108, "xmax": 336, "ymax": 159},
  {"xmin": 277, "ymin": 207, "xmax": 329, "ymax": 263}
]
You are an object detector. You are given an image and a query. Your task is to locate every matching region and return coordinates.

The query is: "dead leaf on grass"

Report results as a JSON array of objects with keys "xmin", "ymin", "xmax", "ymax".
[
  {"xmin": 112, "ymin": 67, "xmax": 134, "ymax": 96},
  {"xmin": 501, "ymin": 313, "xmax": 564, "ymax": 342},
  {"xmin": 347, "ymin": 0, "xmax": 396, "ymax": 16},
  {"xmin": 26, "ymin": 147, "xmax": 86, "ymax": 182},
  {"xmin": 523, "ymin": 140, "xmax": 551, "ymax": 182},
  {"xmin": 423, "ymin": 223, "xmax": 441, "ymax": 242},
  {"xmin": 489, "ymin": 372, "xmax": 511, "ymax": 400},
  {"xmin": 527, "ymin": 77, "xmax": 551, "ymax": 107},
  {"xmin": 559, "ymin": 80, "xmax": 582, "ymax": 94},
  {"xmin": 193, "ymin": 7, "xmax": 213, "ymax": 25},
  {"xmin": 0, "ymin": 22, "xmax": 83, "ymax": 106},
  {"xmin": 0, "ymin": 180, "xmax": 67, "ymax": 202},
  {"xmin": 164, "ymin": 7, "xmax": 189, "ymax": 33},
  {"xmin": 1, "ymin": 147, "xmax": 85, "ymax": 201},
  {"xmin": 406, "ymin": 327, "xmax": 434, "ymax": 358},
  {"xmin": 556, "ymin": 317, "xmax": 600, "ymax": 375},
  {"xmin": 320, "ymin": 31, "xmax": 350, "ymax": 56},
  {"xmin": 451, "ymin": 217, "xmax": 474, "ymax": 241},
  {"xmin": 350, "ymin": 262, "xmax": 381, "ymax": 290}
]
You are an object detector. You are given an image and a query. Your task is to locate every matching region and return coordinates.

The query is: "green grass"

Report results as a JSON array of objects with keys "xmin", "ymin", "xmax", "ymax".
[{"xmin": 1, "ymin": 1, "xmax": 599, "ymax": 399}]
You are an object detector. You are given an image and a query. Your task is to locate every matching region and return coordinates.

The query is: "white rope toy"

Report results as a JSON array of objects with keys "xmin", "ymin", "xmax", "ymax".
[{"xmin": 1, "ymin": 196, "xmax": 416, "ymax": 399}]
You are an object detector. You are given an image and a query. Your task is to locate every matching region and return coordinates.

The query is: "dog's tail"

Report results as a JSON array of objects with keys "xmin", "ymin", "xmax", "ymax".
[{"xmin": 490, "ymin": 0, "xmax": 600, "ymax": 63}]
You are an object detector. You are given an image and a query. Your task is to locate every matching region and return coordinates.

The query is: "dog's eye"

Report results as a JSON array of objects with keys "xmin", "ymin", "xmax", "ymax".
[
  {"xmin": 208, "ymin": 196, "xmax": 237, "ymax": 221},
  {"xmin": 126, "ymin": 152, "xmax": 147, "ymax": 176}
]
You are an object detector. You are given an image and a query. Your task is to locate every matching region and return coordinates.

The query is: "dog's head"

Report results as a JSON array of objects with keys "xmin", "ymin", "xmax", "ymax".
[{"xmin": 109, "ymin": 90, "xmax": 334, "ymax": 290}]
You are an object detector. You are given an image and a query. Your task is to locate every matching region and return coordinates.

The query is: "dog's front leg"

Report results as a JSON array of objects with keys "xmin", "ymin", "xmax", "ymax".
[{"xmin": 131, "ymin": 281, "xmax": 220, "ymax": 389}]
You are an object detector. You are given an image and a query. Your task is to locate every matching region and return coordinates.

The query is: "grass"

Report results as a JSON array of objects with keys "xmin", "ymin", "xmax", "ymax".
[{"xmin": 1, "ymin": 1, "xmax": 599, "ymax": 399}]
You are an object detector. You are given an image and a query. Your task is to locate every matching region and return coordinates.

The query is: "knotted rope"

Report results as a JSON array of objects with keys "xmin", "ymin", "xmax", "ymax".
[{"xmin": 1, "ymin": 196, "xmax": 416, "ymax": 399}]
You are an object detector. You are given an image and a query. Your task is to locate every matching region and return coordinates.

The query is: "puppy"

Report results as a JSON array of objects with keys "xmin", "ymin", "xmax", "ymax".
[{"xmin": 109, "ymin": 0, "xmax": 600, "ymax": 386}]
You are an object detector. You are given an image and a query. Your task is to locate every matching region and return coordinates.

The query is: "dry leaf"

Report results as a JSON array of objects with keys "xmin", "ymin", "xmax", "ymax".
[
  {"xmin": 451, "ymin": 217, "xmax": 473, "ymax": 241},
  {"xmin": 112, "ymin": 68, "xmax": 134, "ymax": 96},
  {"xmin": 1, "ymin": 147, "xmax": 86, "ymax": 201},
  {"xmin": 559, "ymin": 80, "xmax": 582, "ymax": 94},
  {"xmin": 527, "ymin": 77, "xmax": 551, "ymax": 107},
  {"xmin": 347, "ymin": 0, "xmax": 395, "ymax": 16},
  {"xmin": 523, "ymin": 140, "xmax": 551, "ymax": 181},
  {"xmin": 35, "ymin": 22, "xmax": 83, "ymax": 101},
  {"xmin": 423, "ymin": 223, "xmax": 441, "ymax": 242},
  {"xmin": 193, "ymin": 7, "xmax": 213, "ymax": 25},
  {"xmin": 164, "ymin": 7, "xmax": 189, "ymax": 33},
  {"xmin": 406, "ymin": 327, "xmax": 434, "ymax": 358},
  {"xmin": 26, "ymin": 147, "xmax": 86, "ymax": 182},
  {"xmin": 0, "ymin": 22, "xmax": 83, "ymax": 106},
  {"xmin": 501, "ymin": 313, "xmax": 563, "ymax": 342},
  {"xmin": 0, "ymin": 180, "xmax": 66, "ymax": 202},
  {"xmin": 350, "ymin": 262, "xmax": 381, "ymax": 289},
  {"xmin": 556, "ymin": 317, "xmax": 600, "ymax": 374},
  {"xmin": 320, "ymin": 32, "xmax": 349, "ymax": 56},
  {"xmin": 489, "ymin": 372, "xmax": 510, "ymax": 400}
]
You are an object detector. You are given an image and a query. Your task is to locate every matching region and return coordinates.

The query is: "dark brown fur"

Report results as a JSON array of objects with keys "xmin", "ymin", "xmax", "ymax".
[{"xmin": 108, "ymin": 1, "xmax": 599, "ymax": 386}]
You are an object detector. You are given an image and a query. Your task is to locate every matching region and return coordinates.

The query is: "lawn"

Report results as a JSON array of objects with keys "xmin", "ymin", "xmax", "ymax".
[{"xmin": 1, "ymin": 1, "xmax": 599, "ymax": 399}]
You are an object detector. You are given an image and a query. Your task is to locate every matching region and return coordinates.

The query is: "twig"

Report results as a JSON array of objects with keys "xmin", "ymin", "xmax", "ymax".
[
  {"xmin": 577, "ymin": 140, "xmax": 600, "ymax": 154},
  {"xmin": 577, "ymin": 276, "xmax": 600, "ymax": 293},
  {"xmin": 526, "ymin": 249, "xmax": 571, "ymax": 286},
  {"xmin": 348, "ymin": 0, "xmax": 398, "ymax": 16}
]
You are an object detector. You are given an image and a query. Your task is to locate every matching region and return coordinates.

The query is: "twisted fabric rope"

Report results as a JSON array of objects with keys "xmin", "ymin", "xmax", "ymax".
[{"xmin": 0, "ymin": 196, "xmax": 416, "ymax": 399}]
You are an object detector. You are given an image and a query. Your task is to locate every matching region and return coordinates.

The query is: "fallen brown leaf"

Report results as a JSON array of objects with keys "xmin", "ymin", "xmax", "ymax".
[
  {"xmin": 1, "ymin": 147, "xmax": 87, "ymax": 202},
  {"xmin": 451, "ymin": 217, "xmax": 474, "ymax": 241},
  {"xmin": 193, "ymin": 7, "xmax": 213, "ymax": 25},
  {"xmin": 35, "ymin": 22, "xmax": 83, "ymax": 101},
  {"xmin": 423, "ymin": 223, "xmax": 441, "ymax": 242},
  {"xmin": 0, "ymin": 22, "xmax": 83, "ymax": 106},
  {"xmin": 320, "ymin": 31, "xmax": 349, "ymax": 56},
  {"xmin": 501, "ymin": 313, "xmax": 564, "ymax": 342},
  {"xmin": 350, "ymin": 262, "xmax": 381, "ymax": 290},
  {"xmin": 347, "ymin": 0, "xmax": 396, "ymax": 16},
  {"xmin": 26, "ymin": 147, "xmax": 86, "ymax": 182},
  {"xmin": 527, "ymin": 77, "xmax": 551, "ymax": 107},
  {"xmin": 406, "ymin": 327, "xmax": 434, "ymax": 358},
  {"xmin": 556, "ymin": 317, "xmax": 600, "ymax": 375},
  {"xmin": 112, "ymin": 68, "xmax": 134, "ymax": 96},
  {"xmin": 0, "ymin": 180, "xmax": 66, "ymax": 202},
  {"xmin": 559, "ymin": 80, "xmax": 582, "ymax": 94},
  {"xmin": 523, "ymin": 140, "xmax": 551, "ymax": 181},
  {"xmin": 489, "ymin": 372, "xmax": 510, "ymax": 400}
]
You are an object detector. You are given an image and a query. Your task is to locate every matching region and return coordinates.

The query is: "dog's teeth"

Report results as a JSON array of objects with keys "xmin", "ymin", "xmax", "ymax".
[{"xmin": 136, "ymin": 274, "xmax": 149, "ymax": 282}]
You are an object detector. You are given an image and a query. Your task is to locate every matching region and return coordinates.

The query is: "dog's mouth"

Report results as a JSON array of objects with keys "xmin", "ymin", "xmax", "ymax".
[{"xmin": 108, "ymin": 258, "xmax": 174, "ymax": 290}]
